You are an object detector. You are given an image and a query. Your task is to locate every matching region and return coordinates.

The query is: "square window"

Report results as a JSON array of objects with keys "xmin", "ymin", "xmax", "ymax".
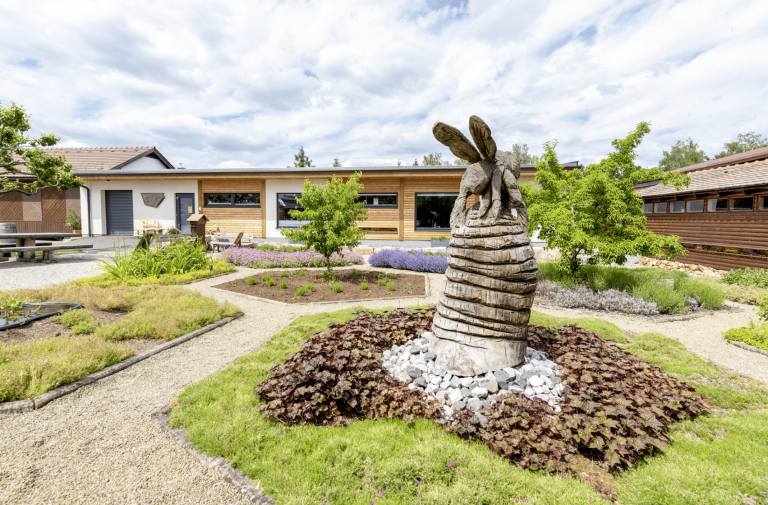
[
  {"xmin": 654, "ymin": 202, "xmax": 667, "ymax": 213},
  {"xmin": 686, "ymin": 200, "xmax": 704, "ymax": 212},
  {"xmin": 415, "ymin": 193, "xmax": 458, "ymax": 230},
  {"xmin": 708, "ymin": 199, "xmax": 729, "ymax": 212},
  {"xmin": 671, "ymin": 202, "xmax": 685, "ymax": 213},
  {"xmin": 642, "ymin": 203, "xmax": 653, "ymax": 214},
  {"xmin": 277, "ymin": 193, "xmax": 308, "ymax": 227},
  {"xmin": 731, "ymin": 197, "xmax": 753, "ymax": 211},
  {"xmin": 759, "ymin": 196, "xmax": 768, "ymax": 210}
]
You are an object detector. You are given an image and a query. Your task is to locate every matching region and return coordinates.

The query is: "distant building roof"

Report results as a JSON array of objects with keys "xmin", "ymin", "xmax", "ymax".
[
  {"xmin": 2, "ymin": 146, "xmax": 174, "ymax": 178},
  {"xmin": 673, "ymin": 146, "xmax": 768, "ymax": 173},
  {"xmin": 638, "ymin": 150, "xmax": 768, "ymax": 199}
]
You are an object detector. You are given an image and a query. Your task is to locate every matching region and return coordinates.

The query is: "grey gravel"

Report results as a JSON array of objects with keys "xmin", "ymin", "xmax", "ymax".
[{"xmin": 0, "ymin": 253, "xmax": 106, "ymax": 289}]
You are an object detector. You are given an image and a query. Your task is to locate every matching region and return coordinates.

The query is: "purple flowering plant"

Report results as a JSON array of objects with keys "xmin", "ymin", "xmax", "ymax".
[
  {"xmin": 223, "ymin": 247, "xmax": 364, "ymax": 269},
  {"xmin": 368, "ymin": 249, "xmax": 448, "ymax": 273}
]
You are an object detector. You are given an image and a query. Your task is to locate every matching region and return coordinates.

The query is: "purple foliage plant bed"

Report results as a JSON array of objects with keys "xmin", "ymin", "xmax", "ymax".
[
  {"xmin": 368, "ymin": 249, "xmax": 449, "ymax": 273},
  {"xmin": 222, "ymin": 247, "xmax": 364, "ymax": 269}
]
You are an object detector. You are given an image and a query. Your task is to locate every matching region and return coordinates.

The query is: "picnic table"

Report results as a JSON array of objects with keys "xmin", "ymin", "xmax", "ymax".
[{"xmin": 0, "ymin": 232, "xmax": 92, "ymax": 263}]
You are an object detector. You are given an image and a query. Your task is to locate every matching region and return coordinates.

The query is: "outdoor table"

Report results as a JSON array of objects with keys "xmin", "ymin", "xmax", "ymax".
[{"xmin": 0, "ymin": 233, "xmax": 80, "ymax": 260}]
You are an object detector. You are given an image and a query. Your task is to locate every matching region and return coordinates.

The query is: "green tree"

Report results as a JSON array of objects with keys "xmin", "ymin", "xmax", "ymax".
[
  {"xmin": 714, "ymin": 132, "xmax": 768, "ymax": 158},
  {"xmin": 520, "ymin": 122, "xmax": 691, "ymax": 275},
  {"xmin": 658, "ymin": 138, "xmax": 708, "ymax": 171},
  {"xmin": 422, "ymin": 152, "xmax": 444, "ymax": 165},
  {"xmin": 413, "ymin": 159, "xmax": 419, "ymax": 166},
  {"xmin": 511, "ymin": 142, "xmax": 540, "ymax": 164},
  {"xmin": 280, "ymin": 172, "xmax": 368, "ymax": 276},
  {"xmin": 0, "ymin": 101, "xmax": 79, "ymax": 194},
  {"xmin": 293, "ymin": 146, "xmax": 312, "ymax": 167},
  {"xmin": 454, "ymin": 158, "xmax": 470, "ymax": 165},
  {"xmin": 397, "ymin": 159, "xmax": 402, "ymax": 166},
  {"xmin": 332, "ymin": 157, "xmax": 341, "ymax": 167}
]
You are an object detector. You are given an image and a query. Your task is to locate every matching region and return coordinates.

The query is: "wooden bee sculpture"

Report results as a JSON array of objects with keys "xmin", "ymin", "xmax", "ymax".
[{"xmin": 431, "ymin": 116, "xmax": 538, "ymax": 376}]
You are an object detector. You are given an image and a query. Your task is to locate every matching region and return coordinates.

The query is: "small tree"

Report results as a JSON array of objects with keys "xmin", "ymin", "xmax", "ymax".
[
  {"xmin": 512, "ymin": 142, "xmax": 540, "ymax": 164},
  {"xmin": 412, "ymin": 159, "xmax": 419, "ymax": 166},
  {"xmin": 332, "ymin": 157, "xmax": 341, "ymax": 167},
  {"xmin": 65, "ymin": 209, "xmax": 81, "ymax": 231},
  {"xmin": 422, "ymin": 152, "xmax": 444, "ymax": 165},
  {"xmin": 280, "ymin": 171, "xmax": 368, "ymax": 277},
  {"xmin": 658, "ymin": 138, "xmax": 708, "ymax": 171},
  {"xmin": 1, "ymin": 101, "xmax": 80, "ymax": 194},
  {"xmin": 293, "ymin": 146, "xmax": 313, "ymax": 167},
  {"xmin": 521, "ymin": 122, "xmax": 691, "ymax": 275}
]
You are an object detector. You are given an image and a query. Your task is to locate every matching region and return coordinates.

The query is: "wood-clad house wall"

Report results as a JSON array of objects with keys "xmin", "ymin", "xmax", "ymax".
[
  {"xmin": 199, "ymin": 178, "xmax": 264, "ymax": 236},
  {"xmin": 643, "ymin": 190, "xmax": 768, "ymax": 270},
  {"xmin": 0, "ymin": 185, "xmax": 78, "ymax": 233}
]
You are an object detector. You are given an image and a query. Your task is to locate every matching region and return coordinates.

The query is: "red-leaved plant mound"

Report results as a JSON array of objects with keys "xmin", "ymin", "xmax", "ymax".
[
  {"xmin": 255, "ymin": 308, "xmax": 443, "ymax": 426},
  {"xmin": 445, "ymin": 324, "xmax": 709, "ymax": 476}
]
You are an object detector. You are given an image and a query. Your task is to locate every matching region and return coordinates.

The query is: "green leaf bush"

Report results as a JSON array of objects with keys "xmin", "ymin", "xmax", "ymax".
[
  {"xmin": 723, "ymin": 322, "xmax": 768, "ymax": 352},
  {"xmin": 721, "ymin": 267, "xmax": 768, "ymax": 289},
  {"xmin": 98, "ymin": 237, "xmax": 211, "ymax": 279}
]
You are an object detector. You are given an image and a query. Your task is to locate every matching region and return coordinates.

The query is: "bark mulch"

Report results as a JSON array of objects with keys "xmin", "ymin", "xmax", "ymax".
[{"xmin": 212, "ymin": 269, "xmax": 426, "ymax": 304}]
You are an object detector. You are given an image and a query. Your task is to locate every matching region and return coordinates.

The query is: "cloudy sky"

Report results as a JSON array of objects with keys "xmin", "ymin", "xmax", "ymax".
[{"xmin": 2, "ymin": 0, "xmax": 767, "ymax": 169}]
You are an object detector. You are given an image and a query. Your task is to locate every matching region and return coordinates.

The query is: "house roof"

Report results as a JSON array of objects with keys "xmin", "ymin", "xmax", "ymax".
[
  {"xmin": 638, "ymin": 156, "xmax": 768, "ymax": 199},
  {"xmin": 673, "ymin": 146, "xmax": 768, "ymax": 173},
  {"xmin": 2, "ymin": 146, "xmax": 174, "ymax": 178},
  {"xmin": 72, "ymin": 160, "xmax": 582, "ymax": 177}
]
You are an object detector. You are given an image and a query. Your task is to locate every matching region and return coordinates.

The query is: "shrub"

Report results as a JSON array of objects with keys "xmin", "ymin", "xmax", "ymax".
[
  {"xmin": 167, "ymin": 227, "xmax": 181, "ymax": 235},
  {"xmin": 332, "ymin": 283, "xmax": 343, "ymax": 293},
  {"xmin": 361, "ymin": 282, "xmax": 369, "ymax": 290},
  {"xmin": 631, "ymin": 279, "xmax": 687, "ymax": 314},
  {"xmin": 721, "ymin": 267, "xmax": 768, "ymax": 289},
  {"xmin": 536, "ymin": 281, "xmax": 660, "ymax": 315},
  {"xmin": 280, "ymin": 271, "xmax": 288, "ymax": 277},
  {"xmin": 387, "ymin": 281, "xmax": 395, "ymax": 291},
  {"xmin": 723, "ymin": 323, "xmax": 768, "ymax": 352},
  {"xmin": 261, "ymin": 274, "xmax": 270, "ymax": 282},
  {"xmin": 223, "ymin": 248, "xmax": 363, "ymax": 269},
  {"xmin": 265, "ymin": 277, "xmax": 276, "ymax": 287},
  {"xmin": 368, "ymin": 249, "xmax": 449, "ymax": 273},
  {"xmin": 299, "ymin": 270, "xmax": 306, "ymax": 276},
  {"xmin": 389, "ymin": 273, "xmax": 397, "ymax": 279},
  {"xmin": 99, "ymin": 237, "xmax": 211, "ymax": 279},
  {"xmin": 255, "ymin": 308, "xmax": 440, "ymax": 426},
  {"xmin": 65, "ymin": 208, "xmax": 81, "ymax": 231},
  {"xmin": 246, "ymin": 276, "xmax": 255, "ymax": 285},
  {"xmin": 279, "ymin": 280, "xmax": 287, "ymax": 289},
  {"xmin": 305, "ymin": 283, "xmax": 314, "ymax": 291},
  {"xmin": 378, "ymin": 279, "xmax": 386, "ymax": 286},
  {"xmin": 447, "ymin": 324, "xmax": 708, "ymax": 474},
  {"xmin": 295, "ymin": 286, "xmax": 307, "ymax": 297},
  {"xmin": 674, "ymin": 277, "xmax": 725, "ymax": 309}
]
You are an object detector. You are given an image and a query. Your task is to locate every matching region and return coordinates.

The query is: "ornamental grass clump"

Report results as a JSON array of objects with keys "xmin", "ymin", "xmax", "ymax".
[
  {"xmin": 368, "ymin": 248, "xmax": 448, "ymax": 273},
  {"xmin": 332, "ymin": 283, "xmax": 343, "ymax": 293},
  {"xmin": 295, "ymin": 286, "xmax": 307, "ymax": 297},
  {"xmin": 279, "ymin": 280, "xmax": 287, "ymax": 289},
  {"xmin": 446, "ymin": 324, "xmax": 708, "ymax": 479},
  {"xmin": 387, "ymin": 281, "xmax": 395, "ymax": 291},
  {"xmin": 99, "ymin": 237, "xmax": 211, "ymax": 279},
  {"xmin": 255, "ymin": 308, "xmax": 440, "ymax": 426}
]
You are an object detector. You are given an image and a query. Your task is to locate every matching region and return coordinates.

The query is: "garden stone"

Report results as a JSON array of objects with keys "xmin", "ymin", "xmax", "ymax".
[
  {"xmin": 468, "ymin": 381, "xmax": 480, "ymax": 390},
  {"xmin": 544, "ymin": 359, "xmax": 557, "ymax": 368},
  {"xmin": 482, "ymin": 400, "xmax": 492, "ymax": 410},
  {"xmin": 510, "ymin": 386, "xmax": 523, "ymax": 392},
  {"xmin": 488, "ymin": 394, "xmax": 497, "ymax": 402},
  {"xmin": 399, "ymin": 372, "xmax": 413, "ymax": 383},
  {"xmin": 416, "ymin": 363, "xmax": 428, "ymax": 372},
  {"xmin": 406, "ymin": 366, "xmax": 423, "ymax": 379},
  {"xmin": 460, "ymin": 377, "xmax": 474, "ymax": 388},
  {"xmin": 444, "ymin": 373, "xmax": 453, "ymax": 383},
  {"xmin": 524, "ymin": 387, "xmax": 535, "ymax": 396},
  {"xmin": 448, "ymin": 388, "xmax": 463, "ymax": 403},
  {"xmin": 543, "ymin": 377, "xmax": 554, "ymax": 388},
  {"xmin": 484, "ymin": 379, "xmax": 499, "ymax": 394},
  {"xmin": 430, "ymin": 375, "xmax": 441, "ymax": 385},
  {"xmin": 423, "ymin": 352, "xmax": 437, "ymax": 362},
  {"xmin": 498, "ymin": 389, "xmax": 508, "ymax": 396},
  {"xmin": 426, "ymin": 384, "xmax": 438, "ymax": 394},
  {"xmin": 413, "ymin": 376, "xmax": 428, "ymax": 388},
  {"xmin": 461, "ymin": 387, "xmax": 472, "ymax": 398},
  {"xmin": 532, "ymin": 385, "xmax": 546, "ymax": 395},
  {"xmin": 467, "ymin": 398, "xmax": 483, "ymax": 411},
  {"xmin": 443, "ymin": 405, "xmax": 453, "ymax": 417},
  {"xmin": 408, "ymin": 383, "xmax": 416, "ymax": 389},
  {"xmin": 503, "ymin": 367, "xmax": 517, "ymax": 378},
  {"xmin": 449, "ymin": 376, "xmax": 461, "ymax": 388},
  {"xmin": 452, "ymin": 400, "xmax": 466, "ymax": 410},
  {"xmin": 528, "ymin": 375, "xmax": 544, "ymax": 388},
  {"xmin": 440, "ymin": 381, "xmax": 450, "ymax": 391},
  {"xmin": 383, "ymin": 350, "xmax": 391, "ymax": 358},
  {"xmin": 535, "ymin": 394, "xmax": 550, "ymax": 403},
  {"xmin": 497, "ymin": 380, "xmax": 508, "ymax": 391},
  {"xmin": 471, "ymin": 387, "xmax": 488, "ymax": 399},
  {"xmin": 435, "ymin": 390, "xmax": 450, "ymax": 404},
  {"xmin": 434, "ymin": 366, "xmax": 447, "ymax": 378},
  {"xmin": 539, "ymin": 367, "xmax": 553, "ymax": 377},
  {"xmin": 493, "ymin": 370, "xmax": 510, "ymax": 382},
  {"xmin": 477, "ymin": 414, "xmax": 488, "ymax": 424},
  {"xmin": 520, "ymin": 363, "xmax": 533, "ymax": 372}
]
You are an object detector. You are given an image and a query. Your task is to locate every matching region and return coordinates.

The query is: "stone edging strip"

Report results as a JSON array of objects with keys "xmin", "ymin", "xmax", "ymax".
[
  {"xmin": 0, "ymin": 312, "xmax": 244, "ymax": 415},
  {"xmin": 725, "ymin": 338, "xmax": 768, "ymax": 358},
  {"xmin": 151, "ymin": 405, "xmax": 274, "ymax": 504}
]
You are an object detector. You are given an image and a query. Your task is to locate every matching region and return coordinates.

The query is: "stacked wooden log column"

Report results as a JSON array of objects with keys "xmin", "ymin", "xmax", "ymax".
[{"xmin": 432, "ymin": 203, "xmax": 538, "ymax": 376}]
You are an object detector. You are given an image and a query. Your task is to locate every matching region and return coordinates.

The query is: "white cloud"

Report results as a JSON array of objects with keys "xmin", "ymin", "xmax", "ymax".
[
  {"xmin": 215, "ymin": 160, "xmax": 252, "ymax": 169},
  {"xmin": 1, "ymin": 0, "xmax": 767, "ymax": 169}
]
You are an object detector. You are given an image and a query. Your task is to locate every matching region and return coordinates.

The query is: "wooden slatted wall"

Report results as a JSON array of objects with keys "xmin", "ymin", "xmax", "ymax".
[
  {"xmin": 0, "ymin": 191, "xmax": 23, "ymax": 221},
  {"xmin": 646, "ymin": 212, "xmax": 768, "ymax": 250},
  {"xmin": 357, "ymin": 177, "xmax": 401, "ymax": 240},
  {"xmin": 201, "ymin": 179, "xmax": 264, "ymax": 236},
  {"xmin": 402, "ymin": 176, "xmax": 468, "ymax": 241}
]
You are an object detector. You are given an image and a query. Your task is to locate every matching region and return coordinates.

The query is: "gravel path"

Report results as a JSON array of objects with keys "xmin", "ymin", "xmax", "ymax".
[
  {"xmin": 533, "ymin": 301, "xmax": 768, "ymax": 383},
  {"xmin": 0, "ymin": 253, "xmax": 106, "ymax": 289},
  {"xmin": 0, "ymin": 266, "xmax": 442, "ymax": 505}
]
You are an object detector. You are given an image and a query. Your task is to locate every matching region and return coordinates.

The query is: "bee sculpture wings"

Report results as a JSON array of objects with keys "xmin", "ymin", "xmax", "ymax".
[{"xmin": 432, "ymin": 116, "xmax": 527, "ymax": 229}]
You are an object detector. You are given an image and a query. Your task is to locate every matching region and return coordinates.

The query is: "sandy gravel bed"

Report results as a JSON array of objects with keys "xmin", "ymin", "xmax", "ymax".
[
  {"xmin": 0, "ymin": 253, "xmax": 105, "ymax": 289},
  {"xmin": 0, "ymin": 266, "xmax": 442, "ymax": 505},
  {"xmin": 533, "ymin": 301, "xmax": 768, "ymax": 383}
]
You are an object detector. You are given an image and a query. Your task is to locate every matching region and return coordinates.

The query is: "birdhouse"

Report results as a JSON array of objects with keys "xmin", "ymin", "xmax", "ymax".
[{"xmin": 186, "ymin": 214, "xmax": 209, "ymax": 238}]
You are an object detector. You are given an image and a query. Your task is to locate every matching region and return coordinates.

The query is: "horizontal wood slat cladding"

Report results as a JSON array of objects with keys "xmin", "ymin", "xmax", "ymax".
[
  {"xmin": 11, "ymin": 221, "xmax": 70, "ymax": 233},
  {"xmin": 201, "ymin": 179, "xmax": 264, "ymax": 235},
  {"xmin": 41, "ymin": 187, "xmax": 67, "ymax": 222},
  {"xmin": 646, "ymin": 213, "xmax": 768, "ymax": 250},
  {"xmin": 402, "ymin": 177, "xmax": 464, "ymax": 240},
  {"xmin": 0, "ymin": 191, "xmax": 23, "ymax": 221},
  {"xmin": 674, "ymin": 249, "xmax": 768, "ymax": 271}
]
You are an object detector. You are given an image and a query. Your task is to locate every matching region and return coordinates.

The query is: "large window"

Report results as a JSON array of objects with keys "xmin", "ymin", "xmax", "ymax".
[
  {"xmin": 671, "ymin": 201, "xmax": 685, "ymax": 213},
  {"xmin": 204, "ymin": 193, "xmax": 260, "ymax": 207},
  {"xmin": 357, "ymin": 193, "xmax": 398, "ymax": 208},
  {"xmin": 653, "ymin": 202, "xmax": 667, "ymax": 214},
  {"xmin": 642, "ymin": 203, "xmax": 654, "ymax": 214},
  {"xmin": 686, "ymin": 200, "xmax": 704, "ymax": 212},
  {"xmin": 708, "ymin": 199, "xmax": 728, "ymax": 212},
  {"xmin": 277, "ymin": 193, "xmax": 309, "ymax": 228},
  {"xmin": 731, "ymin": 197, "xmax": 754, "ymax": 211},
  {"xmin": 415, "ymin": 193, "xmax": 457, "ymax": 230}
]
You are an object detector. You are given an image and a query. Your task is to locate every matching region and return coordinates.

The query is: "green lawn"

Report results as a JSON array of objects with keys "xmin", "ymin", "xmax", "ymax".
[{"xmin": 169, "ymin": 307, "xmax": 768, "ymax": 504}]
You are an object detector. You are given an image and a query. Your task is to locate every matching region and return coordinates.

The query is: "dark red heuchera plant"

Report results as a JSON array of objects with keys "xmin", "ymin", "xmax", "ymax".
[
  {"xmin": 256, "ymin": 308, "xmax": 442, "ymax": 426},
  {"xmin": 445, "ymin": 324, "xmax": 709, "ymax": 474}
]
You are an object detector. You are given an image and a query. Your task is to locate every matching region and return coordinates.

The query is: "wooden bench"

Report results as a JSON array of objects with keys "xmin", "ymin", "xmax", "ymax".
[
  {"xmin": 136, "ymin": 219, "xmax": 164, "ymax": 235},
  {"xmin": 211, "ymin": 232, "xmax": 246, "ymax": 253},
  {"xmin": 0, "ymin": 244, "xmax": 93, "ymax": 263},
  {"xmin": 0, "ymin": 242, "xmax": 52, "ymax": 260}
]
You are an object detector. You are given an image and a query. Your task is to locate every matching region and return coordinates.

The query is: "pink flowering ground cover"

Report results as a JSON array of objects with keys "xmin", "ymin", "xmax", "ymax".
[{"xmin": 222, "ymin": 247, "xmax": 364, "ymax": 269}]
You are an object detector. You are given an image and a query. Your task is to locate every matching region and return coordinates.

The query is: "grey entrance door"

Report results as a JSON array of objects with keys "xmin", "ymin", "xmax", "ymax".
[
  {"xmin": 176, "ymin": 194, "xmax": 195, "ymax": 234},
  {"xmin": 105, "ymin": 190, "xmax": 134, "ymax": 236}
]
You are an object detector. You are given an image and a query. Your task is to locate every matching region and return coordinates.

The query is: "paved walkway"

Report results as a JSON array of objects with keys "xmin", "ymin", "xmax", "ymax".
[{"xmin": 0, "ymin": 266, "xmax": 443, "ymax": 505}]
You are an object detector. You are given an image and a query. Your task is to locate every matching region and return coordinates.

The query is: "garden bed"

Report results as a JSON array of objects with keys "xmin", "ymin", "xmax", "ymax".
[{"xmin": 211, "ymin": 268, "xmax": 426, "ymax": 303}]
